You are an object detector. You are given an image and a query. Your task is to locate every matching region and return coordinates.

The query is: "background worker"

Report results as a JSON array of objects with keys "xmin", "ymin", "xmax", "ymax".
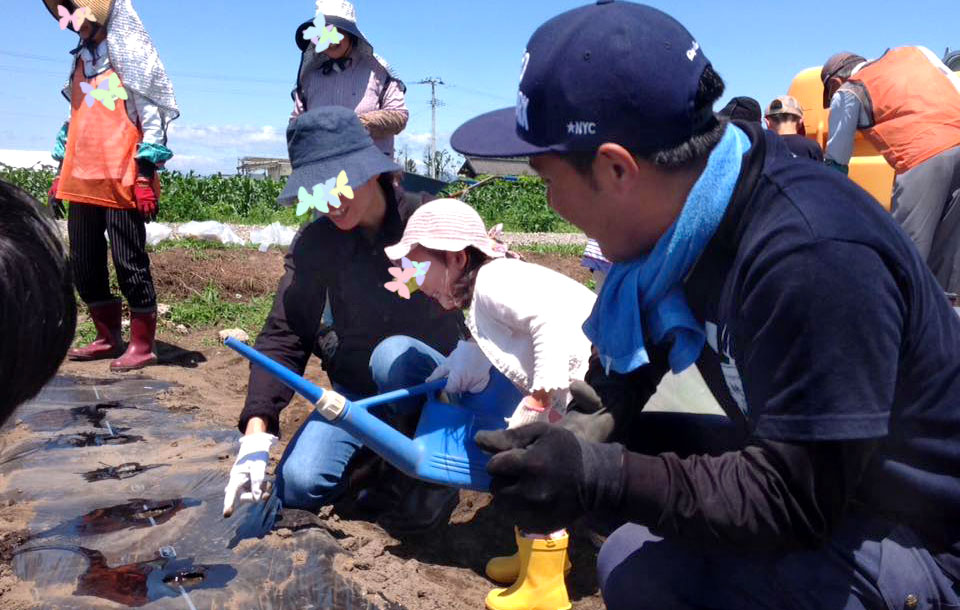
[
  {"xmin": 822, "ymin": 48, "xmax": 960, "ymax": 293},
  {"xmin": 43, "ymin": 0, "xmax": 179, "ymax": 372},
  {"xmin": 764, "ymin": 95, "xmax": 823, "ymax": 161},
  {"xmin": 292, "ymin": 0, "xmax": 408, "ymax": 158},
  {"xmin": 716, "ymin": 96, "xmax": 762, "ymax": 123}
]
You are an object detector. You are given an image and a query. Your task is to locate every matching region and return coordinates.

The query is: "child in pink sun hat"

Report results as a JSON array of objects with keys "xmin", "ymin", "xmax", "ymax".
[{"xmin": 384, "ymin": 197, "xmax": 595, "ymax": 610}]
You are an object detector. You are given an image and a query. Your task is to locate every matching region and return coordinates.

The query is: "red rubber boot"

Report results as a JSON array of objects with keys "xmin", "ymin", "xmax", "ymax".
[
  {"xmin": 110, "ymin": 311, "xmax": 158, "ymax": 372},
  {"xmin": 68, "ymin": 301, "xmax": 124, "ymax": 361}
]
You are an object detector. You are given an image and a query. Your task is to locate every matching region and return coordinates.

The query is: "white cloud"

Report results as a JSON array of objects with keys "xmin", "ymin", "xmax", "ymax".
[
  {"xmin": 165, "ymin": 123, "xmax": 288, "ymax": 174},
  {"xmin": 168, "ymin": 123, "xmax": 286, "ymax": 148},
  {"xmin": 396, "ymin": 131, "xmax": 433, "ymax": 148},
  {"xmin": 165, "ymin": 154, "xmax": 233, "ymax": 176}
]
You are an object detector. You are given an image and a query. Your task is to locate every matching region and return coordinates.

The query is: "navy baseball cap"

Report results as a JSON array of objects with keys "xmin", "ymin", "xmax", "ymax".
[{"xmin": 451, "ymin": 0, "xmax": 714, "ymax": 158}]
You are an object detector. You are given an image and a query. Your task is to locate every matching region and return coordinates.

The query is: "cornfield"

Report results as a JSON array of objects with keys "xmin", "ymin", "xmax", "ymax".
[
  {"xmin": 0, "ymin": 165, "xmax": 572, "ymax": 232},
  {"xmin": 158, "ymin": 171, "xmax": 296, "ymax": 224},
  {"xmin": 444, "ymin": 176, "xmax": 577, "ymax": 233},
  {"xmin": 0, "ymin": 163, "xmax": 57, "ymax": 201},
  {"xmin": 0, "ymin": 164, "xmax": 296, "ymax": 225}
]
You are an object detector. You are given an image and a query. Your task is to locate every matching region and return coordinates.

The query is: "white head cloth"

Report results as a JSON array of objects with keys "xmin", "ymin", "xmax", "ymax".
[{"xmin": 299, "ymin": 0, "xmax": 395, "ymax": 80}]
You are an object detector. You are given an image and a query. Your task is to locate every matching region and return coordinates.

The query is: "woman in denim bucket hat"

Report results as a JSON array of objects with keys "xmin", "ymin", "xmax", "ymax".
[{"xmin": 222, "ymin": 107, "xmax": 464, "ymax": 533}]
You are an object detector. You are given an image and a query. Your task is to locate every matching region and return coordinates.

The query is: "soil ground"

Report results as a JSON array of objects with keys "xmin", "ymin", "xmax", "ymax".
[{"xmin": 0, "ymin": 247, "xmax": 604, "ymax": 610}]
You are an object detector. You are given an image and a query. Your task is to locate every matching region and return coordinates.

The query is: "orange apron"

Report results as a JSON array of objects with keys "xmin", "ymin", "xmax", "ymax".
[
  {"xmin": 848, "ymin": 47, "xmax": 960, "ymax": 173},
  {"xmin": 58, "ymin": 62, "xmax": 140, "ymax": 210}
]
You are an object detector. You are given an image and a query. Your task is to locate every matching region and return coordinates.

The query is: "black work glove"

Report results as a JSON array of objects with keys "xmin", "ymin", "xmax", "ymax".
[
  {"xmin": 561, "ymin": 347, "xmax": 667, "ymax": 443},
  {"xmin": 475, "ymin": 422, "xmax": 625, "ymax": 533},
  {"xmin": 561, "ymin": 373, "xmax": 642, "ymax": 443},
  {"xmin": 560, "ymin": 380, "xmax": 618, "ymax": 443}
]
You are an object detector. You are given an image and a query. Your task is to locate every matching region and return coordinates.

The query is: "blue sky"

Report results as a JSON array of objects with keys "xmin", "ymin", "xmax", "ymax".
[{"xmin": 1, "ymin": 0, "xmax": 957, "ymax": 174}]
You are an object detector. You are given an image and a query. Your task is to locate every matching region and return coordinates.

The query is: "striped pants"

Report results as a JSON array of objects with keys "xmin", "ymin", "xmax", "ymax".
[{"xmin": 68, "ymin": 203, "xmax": 156, "ymax": 312}]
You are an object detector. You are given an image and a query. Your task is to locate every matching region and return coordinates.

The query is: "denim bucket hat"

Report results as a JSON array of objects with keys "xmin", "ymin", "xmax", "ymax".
[{"xmin": 278, "ymin": 106, "xmax": 400, "ymax": 206}]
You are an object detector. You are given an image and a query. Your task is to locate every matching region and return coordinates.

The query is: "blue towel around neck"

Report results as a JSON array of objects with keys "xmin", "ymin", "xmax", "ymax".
[{"xmin": 583, "ymin": 124, "xmax": 751, "ymax": 375}]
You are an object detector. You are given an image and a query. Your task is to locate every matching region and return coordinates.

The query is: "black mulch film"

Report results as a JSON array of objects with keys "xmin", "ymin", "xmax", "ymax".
[{"xmin": 1, "ymin": 376, "xmax": 402, "ymax": 609}]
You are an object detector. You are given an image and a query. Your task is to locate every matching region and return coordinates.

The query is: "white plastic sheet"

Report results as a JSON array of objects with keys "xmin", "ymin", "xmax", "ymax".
[
  {"xmin": 145, "ymin": 223, "xmax": 174, "ymax": 246},
  {"xmin": 249, "ymin": 222, "xmax": 297, "ymax": 253},
  {"xmin": 177, "ymin": 221, "xmax": 244, "ymax": 246}
]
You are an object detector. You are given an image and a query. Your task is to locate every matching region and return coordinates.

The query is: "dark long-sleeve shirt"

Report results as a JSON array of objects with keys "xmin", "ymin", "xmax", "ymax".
[
  {"xmin": 238, "ymin": 191, "xmax": 464, "ymax": 436},
  {"xmin": 600, "ymin": 122, "xmax": 960, "ymax": 576}
]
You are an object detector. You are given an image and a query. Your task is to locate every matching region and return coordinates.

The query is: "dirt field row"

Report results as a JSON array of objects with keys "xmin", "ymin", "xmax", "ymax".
[{"xmin": 0, "ymin": 246, "xmax": 606, "ymax": 610}]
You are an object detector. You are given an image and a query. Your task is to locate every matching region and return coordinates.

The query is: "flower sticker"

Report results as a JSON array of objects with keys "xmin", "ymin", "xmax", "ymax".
[
  {"xmin": 58, "ymin": 5, "xmax": 95, "ymax": 31},
  {"xmin": 488, "ymin": 222, "xmax": 510, "ymax": 255},
  {"xmin": 101, "ymin": 73, "xmax": 127, "ymax": 110},
  {"xmin": 302, "ymin": 14, "xmax": 344, "ymax": 52},
  {"xmin": 385, "ymin": 267, "xmax": 417, "ymax": 300},
  {"xmin": 296, "ymin": 170, "xmax": 353, "ymax": 217},
  {"xmin": 79, "ymin": 80, "xmax": 108, "ymax": 108},
  {"xmin": 79, "ymin": 74, "xmax": 127, "ymax": 111},
  {"xmin": 331, "ymin": 169, "xmax": 353, "ymax": 199},
  {"xmin": 401, "ymin": 257, "xmax": 431, "ymax": 287}
]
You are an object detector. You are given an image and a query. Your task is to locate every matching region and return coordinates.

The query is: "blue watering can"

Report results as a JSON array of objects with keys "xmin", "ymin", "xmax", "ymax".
[{"xmin": 224, "ymin": 338, "xmax": 521, "ymax": 492}]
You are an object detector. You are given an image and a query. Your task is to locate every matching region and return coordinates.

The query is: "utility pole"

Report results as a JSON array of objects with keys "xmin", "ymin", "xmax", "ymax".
[{"xmin": 416, "ymin": 77, "xmax": 445, "ymax": 178}]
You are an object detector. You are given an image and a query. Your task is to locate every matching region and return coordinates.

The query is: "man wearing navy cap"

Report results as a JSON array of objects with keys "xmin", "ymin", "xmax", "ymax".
[{"xmin": 459, "ymin": 2, "xmax": 960, "ymax": 608}]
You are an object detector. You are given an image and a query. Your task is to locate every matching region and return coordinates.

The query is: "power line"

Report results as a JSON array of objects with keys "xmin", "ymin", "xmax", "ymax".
[
  {"xmin": 1, "ymin": 49, "xmax": 515, "ymax": 104},
  {"xmin": 0, "ymin": 66, "xmax": 288, "ymax": 99},
  {"xmin": 0, "ymin": 50, "xmax": 65, "ymax": 64},
  {"xmin": 445, "ymin": 81, "xmax": 514, "ymax": 104},
  {"xmin": 0, "ymin": 50, "xmax": 290, "ymax": 85}
]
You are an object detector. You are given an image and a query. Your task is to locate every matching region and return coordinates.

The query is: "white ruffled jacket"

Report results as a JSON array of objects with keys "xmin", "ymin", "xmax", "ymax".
[{"xmin": 466, "ymin": 258, "xmax": 597, "ymax": 427}]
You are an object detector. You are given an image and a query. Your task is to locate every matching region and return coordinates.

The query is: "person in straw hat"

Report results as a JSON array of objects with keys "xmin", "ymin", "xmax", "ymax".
[
  {"xmin": 292, "ymin": 0, "xmax": 409, "ymax": 158},
  {"xmin": 42, "ymin": 0, "xmax": 179, "ymax": 372}
]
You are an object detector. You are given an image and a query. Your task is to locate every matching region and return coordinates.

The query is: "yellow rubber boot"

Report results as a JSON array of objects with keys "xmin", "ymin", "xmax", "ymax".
[
  {"xmin": 485, "ymin": 532, "xmax": 571, "ymax": 610},
  {"xmin": 486, "ymin": 527, "xmax": 572, "ymax": 585}
]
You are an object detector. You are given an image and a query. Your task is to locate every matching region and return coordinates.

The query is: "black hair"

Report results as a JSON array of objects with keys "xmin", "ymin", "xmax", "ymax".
[
  {"xmin": 767, "ymin": 113, "xmax": 800, "ymax": 125},
  {"xmin": 423, "ymin": 246, "xmax": 491, "ymax": 309},
  {"xmin": 0, "ymin": 180, "xmax": 77, "ymax": 424},
  {"xmin": 567, "ymin": 63, "xmax": 727, "ymax": 176}
]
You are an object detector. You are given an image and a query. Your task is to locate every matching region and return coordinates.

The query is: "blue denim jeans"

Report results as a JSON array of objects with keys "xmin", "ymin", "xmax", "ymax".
[
  {"xmin": 597, "ymin": 412, "xmax": 959, "ymax": 609},
  {"xmin": 598, "ymin": 519, "xmax": 959, "ymax": 610},
  {"xmin": 273, "ymin": 335, "xmax": 443, "ymax": 510}
]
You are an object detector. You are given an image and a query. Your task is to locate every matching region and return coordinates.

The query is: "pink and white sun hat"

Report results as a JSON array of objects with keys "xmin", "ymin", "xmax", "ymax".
[{"xmin": 384, "ymin": 198, "xmax": 506, "ymax": 261}]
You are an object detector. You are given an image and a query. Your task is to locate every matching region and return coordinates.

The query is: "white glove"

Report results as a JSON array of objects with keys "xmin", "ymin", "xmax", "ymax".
[
  {"xmin": 222, "ymin": 432, "xmax": 277, "ymax": 518},
  {"xmin": 426, "ymin": 340, "xmax": 492, "ymax": 394},
  {"xmin": 505, "ymin": 395, "xmax": 563, "ymax": 429}
]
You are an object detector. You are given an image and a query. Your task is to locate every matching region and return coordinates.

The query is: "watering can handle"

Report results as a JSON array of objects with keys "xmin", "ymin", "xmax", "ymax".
[
  {"xmin": 351, "ymin": 379, "xmax": 447, "ymax": 410},
  {"xmin": 224, "ymin": 337, "xmax": 448, "ymax": 408}
]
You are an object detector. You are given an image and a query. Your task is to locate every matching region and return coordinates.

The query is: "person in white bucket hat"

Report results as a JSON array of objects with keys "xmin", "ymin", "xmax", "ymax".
[
  {"xmin": 382, "ymin": 198, "xmax": 597, "ymax": 610},
  {"xmin": 292, "ymin": 0, "xmax": 408, "ymax": 157}
]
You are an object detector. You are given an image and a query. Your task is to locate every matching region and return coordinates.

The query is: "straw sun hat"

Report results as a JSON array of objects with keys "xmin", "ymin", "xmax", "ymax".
[{"xmin": 42, "ymin": 0, "xmax": 114, "ymax": 26}]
